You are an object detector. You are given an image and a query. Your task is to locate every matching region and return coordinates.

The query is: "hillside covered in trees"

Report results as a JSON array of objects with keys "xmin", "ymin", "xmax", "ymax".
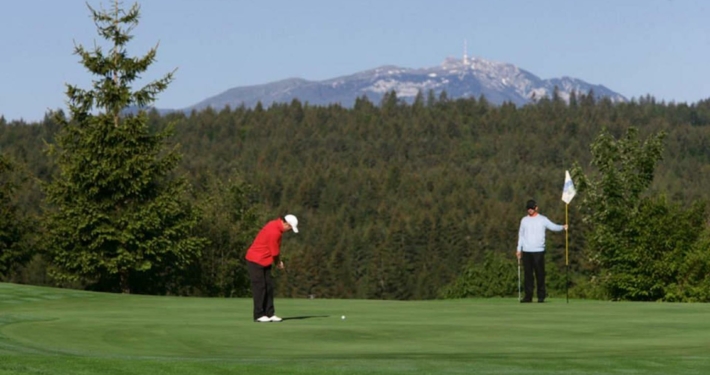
[{"xmin": 2, "ymin": 91, "xmax": 710, "ymax": 301}]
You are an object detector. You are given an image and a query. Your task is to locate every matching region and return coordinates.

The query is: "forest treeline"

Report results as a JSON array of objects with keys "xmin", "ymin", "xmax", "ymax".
[{"xmin": 2, "ymin": 91, "xmax": 710, "ymax": 301}]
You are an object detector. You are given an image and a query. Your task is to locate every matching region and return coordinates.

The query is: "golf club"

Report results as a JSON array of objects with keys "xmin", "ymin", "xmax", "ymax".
[{"xmin": 517, "ymin": 257, "xmax": 521, "ymax": 301}]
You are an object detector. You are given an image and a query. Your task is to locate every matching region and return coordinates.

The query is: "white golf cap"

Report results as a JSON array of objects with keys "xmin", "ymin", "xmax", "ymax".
[{"xmin": 284, "ymin": 214, "xmax": 299, "ymax": 233}]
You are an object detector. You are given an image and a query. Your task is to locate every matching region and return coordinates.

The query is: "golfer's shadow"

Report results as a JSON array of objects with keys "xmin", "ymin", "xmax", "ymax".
[{"xmin": 282, "ymin": 315, "xmax": 329, "ymax": 321}]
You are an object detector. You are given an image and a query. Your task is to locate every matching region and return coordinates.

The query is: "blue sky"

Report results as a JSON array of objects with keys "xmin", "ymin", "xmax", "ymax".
[{"xmin": 2, "ymin": 0, "xmax": 709, "ymax": 122}]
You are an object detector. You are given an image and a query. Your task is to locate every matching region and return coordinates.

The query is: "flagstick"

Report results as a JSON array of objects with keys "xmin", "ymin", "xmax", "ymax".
[
  {"xmin": 562, "ymin": 170, "xmax": 575, "ymax": 304},
  {"xmin": 565, "ymin": 203, "xmax": 569, "ymax": 304}
]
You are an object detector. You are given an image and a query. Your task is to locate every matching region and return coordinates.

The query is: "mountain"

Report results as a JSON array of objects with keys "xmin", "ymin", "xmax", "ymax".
[
  {"xmin": 185, "ymin": 56, "xmax": 626, "ymax": 112},
  {"xmin": 123, "ymin": 106, "xmax": 176, "ymax": 116}
]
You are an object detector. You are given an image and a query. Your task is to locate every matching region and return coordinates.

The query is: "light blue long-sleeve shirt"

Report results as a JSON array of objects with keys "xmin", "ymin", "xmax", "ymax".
[{"xmin": 517, "ymin": 214, "xmax": 564, "ymax": 252}]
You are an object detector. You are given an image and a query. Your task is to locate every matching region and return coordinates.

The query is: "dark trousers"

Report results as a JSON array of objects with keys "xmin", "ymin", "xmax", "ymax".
[
  {"xmin": 522, "ymin": 251, "xmax": 546, "ymax": 302},
  {"xmin": 247, "ymin": 261, "xmax": 275, "ymax": 320}
]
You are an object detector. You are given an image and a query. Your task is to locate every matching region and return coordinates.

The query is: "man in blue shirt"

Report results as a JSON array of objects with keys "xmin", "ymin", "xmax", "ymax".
[{"xmin": 516, "ymin": 199, "xmax": 567, "ymax": 303}]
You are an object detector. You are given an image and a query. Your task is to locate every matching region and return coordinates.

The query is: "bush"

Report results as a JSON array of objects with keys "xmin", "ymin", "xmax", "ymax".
[{"xmin": 439, "ymin": 251, "xmax": 518, "ymax": 298}]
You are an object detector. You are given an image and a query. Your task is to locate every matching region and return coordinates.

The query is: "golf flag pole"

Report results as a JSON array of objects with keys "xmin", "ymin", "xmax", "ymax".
[{"xmin": 561, "ymin": 170, "xmax": 576, "ymax": 304}]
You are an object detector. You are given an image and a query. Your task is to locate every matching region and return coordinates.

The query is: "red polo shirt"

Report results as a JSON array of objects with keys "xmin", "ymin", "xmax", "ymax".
[{"xmin": 245, "ymin": 219, "xmax": 285, "ymax": 267}]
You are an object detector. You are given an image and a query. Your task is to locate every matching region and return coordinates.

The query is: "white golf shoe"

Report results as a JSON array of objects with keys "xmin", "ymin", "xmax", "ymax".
[
  {"xmin": 269, "ymin": 315, "xmax": 283, "ymax": 322},
  {"xmin": 255, "ymin": 316, "xmax": 271, "ymax": 323}
]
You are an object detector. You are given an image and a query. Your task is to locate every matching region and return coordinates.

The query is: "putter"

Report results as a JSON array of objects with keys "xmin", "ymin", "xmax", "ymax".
[{"xmin": 517, "ymin": 257, "xmax": 521, "ymax": 301}]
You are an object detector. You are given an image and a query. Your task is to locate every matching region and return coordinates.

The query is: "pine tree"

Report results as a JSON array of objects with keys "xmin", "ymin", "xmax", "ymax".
[{"xmin": 45, "ymin": 1, "xmax": 205, "ymax": 293}]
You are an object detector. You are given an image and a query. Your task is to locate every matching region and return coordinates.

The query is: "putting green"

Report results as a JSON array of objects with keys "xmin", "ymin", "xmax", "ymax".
[{"xmin": 1, "ymin": 282, "xmax": 709, "ymax": 374}]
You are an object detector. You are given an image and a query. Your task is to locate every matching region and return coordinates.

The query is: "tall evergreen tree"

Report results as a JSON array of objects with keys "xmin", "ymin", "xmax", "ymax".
[{"xmin": 45, "ymin": 1, "xmax": 204, "ymax": 293}]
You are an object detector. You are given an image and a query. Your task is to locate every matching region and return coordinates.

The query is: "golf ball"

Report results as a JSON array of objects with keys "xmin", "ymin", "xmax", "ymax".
[{"xmin": 341, "ymin": 315, "xmax": 346, "ymax": 320}]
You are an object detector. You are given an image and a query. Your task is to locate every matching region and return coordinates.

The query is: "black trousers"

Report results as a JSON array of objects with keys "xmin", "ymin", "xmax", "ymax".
[
  {"xmin": 247, "ymin": 261, "xmax": 275, "ymax": 320},
  {"xmin": 522, "ymin": 251, "xmax": 546, "ymax": 302}
]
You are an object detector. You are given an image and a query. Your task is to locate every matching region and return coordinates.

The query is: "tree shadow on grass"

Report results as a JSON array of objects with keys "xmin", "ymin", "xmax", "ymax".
[{"xmin": 282, "ymin": 315, "xmax": 329, "ymax": 321}]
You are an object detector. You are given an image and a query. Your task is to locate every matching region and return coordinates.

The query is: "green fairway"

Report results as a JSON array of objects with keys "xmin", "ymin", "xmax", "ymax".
[{"xmin": 1, "ymin": 283, "xmax": 709, "ymax": 374}]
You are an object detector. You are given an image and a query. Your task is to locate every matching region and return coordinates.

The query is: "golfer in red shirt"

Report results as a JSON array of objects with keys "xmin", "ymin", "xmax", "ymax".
[{"xmin": 245, "ymin": 214, "xmax": 299, "ymax": 322}]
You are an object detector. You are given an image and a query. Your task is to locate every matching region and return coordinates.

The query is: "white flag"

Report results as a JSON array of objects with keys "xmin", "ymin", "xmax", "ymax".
[{"xmin": 561, "ymin": 170, "xmax": 576, "ymax": 204}]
